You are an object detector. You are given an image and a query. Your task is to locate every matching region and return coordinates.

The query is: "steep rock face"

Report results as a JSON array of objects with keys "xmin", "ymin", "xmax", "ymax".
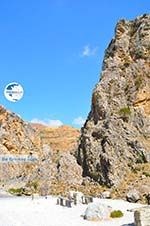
[
  {"xmin": 57, "ymin": 152, "xmax": 83, "ymax": 185},
  {"xmin": 0, "ymin": 105, "xmax": 41, "ymax": 187},
  {"xmin": 78, "ymin": 14, "xmax": 150, "ymax": 187},
  {"xmin": 32, "ymin": 124, "xmax": 80, "ymax": 153}
]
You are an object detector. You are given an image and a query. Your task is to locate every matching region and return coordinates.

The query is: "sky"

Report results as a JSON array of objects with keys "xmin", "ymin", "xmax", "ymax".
[{"xmin": 0, "ymin": 0, "xmax": 149, "ymax": 127}]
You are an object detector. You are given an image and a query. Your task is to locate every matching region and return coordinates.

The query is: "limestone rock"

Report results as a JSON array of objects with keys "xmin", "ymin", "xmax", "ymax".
[
  {"xmin": 100, "ymin": 191, "xmax": 111, "ymax": 199},
  {"xmin": 0, "ymin": 105, "xmax": 41, "ymax": 188},
  {"xmin": 78, "ymin": 14, "xmax": 150, "ymax": 187},
  {"xmin": 134, "ymin": 206, "xmax": 150, "ymax": 226},
  {"xmin": 0, "ymin": 105, "xmax": 83, "ymax": 195},
  {"xmin": 32, "ymin": 124, "xmax": 80, "ymax": 153},
  {"xmin": 57, "ymin": 152, "xmax": 83, "ymax": 185},
  {"xmin": 84, "ymin": 202, "xmax": 112, "ymax": 221},
  {"xmin": 127, "ymin": 189, "xmax": 141, "ymax": 203},
  {"xmin": 0, "ymin": 106, "xmax": 57, "ymax": 195}
]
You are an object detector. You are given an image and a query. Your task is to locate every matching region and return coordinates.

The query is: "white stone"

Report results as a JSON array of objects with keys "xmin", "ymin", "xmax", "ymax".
[
  {"xmin": 68, "ymin": 191, "xmax": 83, "ymax": 204},
  {"xmin": 127, "ymin": 189, "xmax": 140, "ymax": 203},
  {"xmin": 100, "ymin": 191, "xmax": 111, "ymax": 199},
  {"xmin": 84, "ymin": 202, "xmax": 112, "ymax": 221}
]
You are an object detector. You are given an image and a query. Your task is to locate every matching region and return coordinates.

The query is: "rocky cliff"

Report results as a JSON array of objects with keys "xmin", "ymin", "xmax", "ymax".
[
  {"xmin": 0, "ymin": 105, "xmax": 82, "ymax": 194},
  {"xmin": 31, "ymin": 124, "xmax": 83, "ymax": 189},
  {"xmin": 0, "ymin": 105, "xmax": 43, "ymax": 189},
  {"xmin": 78, "ymin": 14, "xmax": 150, "ymax": 187},
  {"xmin": 32, "ymin": 124, "xmax": 80, "ymax": 153}
]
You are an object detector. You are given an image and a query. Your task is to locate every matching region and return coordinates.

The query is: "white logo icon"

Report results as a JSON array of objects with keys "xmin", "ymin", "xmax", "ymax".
[{"xmin": 4, "ymin": 82, "xmax": 24, "ymax": 102}]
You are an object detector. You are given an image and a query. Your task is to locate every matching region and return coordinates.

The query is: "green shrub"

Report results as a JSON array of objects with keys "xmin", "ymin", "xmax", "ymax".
[
  {"xmin": 143, "ymin": 171, "xmax": 150, "ymax": 177},
  {"xmin": 136, "ymin": 153, "xmax": 147, "ymax": 163},
  {"xmin": 110, "ymin": 210, "xmax": 124, "ymax": 218},
  {"xmin": 119, "ymin": 107, "xmax": 131, "ymax": 115},
  {"xmin": 119, "ymin": 106, "xmax": 131, "ymax": 122},
  {"xmin": 135, "ymin": 49, "xmax": 145, "ymax": 59},
  {"xmin": 90, "ymin": 172, "xmax": 100, "ymax": 180},
  {"xmin": 8, "ymin": 188, "xmax": 24, "ymax": 196}
]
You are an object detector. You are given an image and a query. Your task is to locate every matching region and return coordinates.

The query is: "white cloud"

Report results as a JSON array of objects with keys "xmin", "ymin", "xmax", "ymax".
[
  {"xmin": 31, "ymin": 118, "xmax": 63, "ymax": 127},
  {"xmin": 81, "ymin": 45, "xmax": 98, "ymax": 57},
  {"xmin": 72, "ymin": 116, "xmax": 86, "ymax": 126}
]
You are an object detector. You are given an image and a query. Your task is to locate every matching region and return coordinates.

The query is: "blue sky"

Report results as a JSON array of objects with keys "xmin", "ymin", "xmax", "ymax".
[{"xmin": 0, "ymin": 1, "xmax": 149, "ymax": 127}]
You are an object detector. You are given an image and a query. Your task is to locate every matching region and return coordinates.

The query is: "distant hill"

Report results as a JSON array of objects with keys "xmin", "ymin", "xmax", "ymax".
[{"xmin": 31, "ymin": 124, "xmax": 80, "ymax": 152}]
